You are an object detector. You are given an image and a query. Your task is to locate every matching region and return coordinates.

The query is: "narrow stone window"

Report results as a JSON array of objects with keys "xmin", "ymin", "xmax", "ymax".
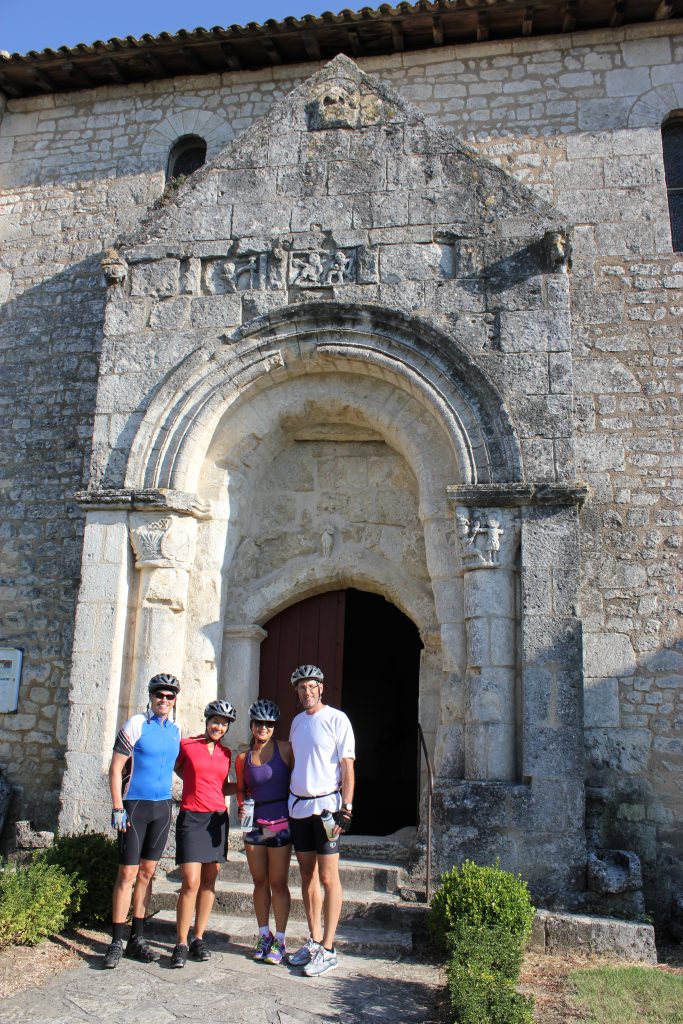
[
  {"xmin": 662, "ymin": 116, "xmax": 683, "ymax": 252},
  {"xmin": 167, "ymin": 134, "xmax": 207, "ymax": 182}
]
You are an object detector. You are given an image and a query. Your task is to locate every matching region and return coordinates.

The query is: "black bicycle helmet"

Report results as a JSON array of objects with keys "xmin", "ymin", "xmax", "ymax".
[
  {"xmin": 290, "ymin": 664, "xmax": 324, "ymax": 687},
  {"xmin": 148, "ymin": 673, "xmax": 181, "ymax": 695},
  {"xmin": 249, "ymin": 699, "xmax": 280, "ymax": 723},
  {"xmin": 204, "ymin": 699, "xmax": 237, "ymax": 722}
]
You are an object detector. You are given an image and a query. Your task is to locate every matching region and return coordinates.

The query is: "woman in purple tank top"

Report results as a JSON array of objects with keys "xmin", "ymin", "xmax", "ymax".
[{"xmin": 235, "ymin": 699, "xmax": 293, "ymax": 966}]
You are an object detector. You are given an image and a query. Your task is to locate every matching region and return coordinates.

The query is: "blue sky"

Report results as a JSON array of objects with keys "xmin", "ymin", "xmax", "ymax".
[{"xmin": 2, "ymin": 1, "xmax": 367, "ymax": 56}]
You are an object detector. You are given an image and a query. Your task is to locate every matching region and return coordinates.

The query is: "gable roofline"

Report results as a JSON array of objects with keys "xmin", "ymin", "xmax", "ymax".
[{"xmin": 1, "ymin": 0, "xmax": 681, "ymax": 100}]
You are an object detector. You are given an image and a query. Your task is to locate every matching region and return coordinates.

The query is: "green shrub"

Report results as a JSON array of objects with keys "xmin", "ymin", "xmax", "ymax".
[
  {"xmin": 0, "ymin": 859, "xmax": 81, "ymax": 949},
  {"xmin": 429, "ymin": 860, "xmax": 535, "ymax": 952},
  {"xmin": 40, "ymin": 831, "xmax": 119, "ymax": 924},
  {"xmin": 446, "ymin": 921, "xmax": 524, "ymax": 982},
  {"xmin": 448, "ymin": 961, "xmax": 534, "ymax": 1024}
]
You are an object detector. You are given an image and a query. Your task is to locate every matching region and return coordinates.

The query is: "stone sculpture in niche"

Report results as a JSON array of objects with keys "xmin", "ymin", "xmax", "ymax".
[
  {"xmin": 321, "ymin": 526, "xmax": 334, "ymax": 558},
  {"xmin": 455, "ymin": 511, "xmax": 506, "ymax": 568},
  {"xmin": 221, "ymin": 256, "xmax": 260, "ymax": 292}
]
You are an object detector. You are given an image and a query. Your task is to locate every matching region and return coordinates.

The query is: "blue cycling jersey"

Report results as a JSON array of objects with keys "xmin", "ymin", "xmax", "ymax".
[{"xmin": 113, "ymin": 713, "xmax": 181, "ymax": 801}]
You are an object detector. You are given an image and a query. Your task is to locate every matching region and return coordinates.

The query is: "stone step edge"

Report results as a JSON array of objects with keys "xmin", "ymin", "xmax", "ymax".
[
  {"xmin": 153, "ymin": 878, "xmax": 406, "ymax": 904},
  {"xmin": 531, "ymin": 908, "xmax": 657, "ymax": 965},
  {"xmin": 149, "ymin": 908, "xmax": 414, "ymax": 953}
]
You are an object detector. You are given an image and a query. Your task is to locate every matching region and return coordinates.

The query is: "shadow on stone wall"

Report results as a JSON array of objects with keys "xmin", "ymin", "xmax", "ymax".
[
  {"xmin": 0, "ymin": 256, "xmax": 106, "ymax": 829},
  {"xmin": 584, "ymin": 640, "xmax": 683, "ymax": 932}
]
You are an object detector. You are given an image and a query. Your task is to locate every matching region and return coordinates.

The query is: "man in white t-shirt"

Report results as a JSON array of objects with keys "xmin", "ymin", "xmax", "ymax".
[{"xmin": 286, "ymin": 664, "xmax": 355, "ymax": 977}]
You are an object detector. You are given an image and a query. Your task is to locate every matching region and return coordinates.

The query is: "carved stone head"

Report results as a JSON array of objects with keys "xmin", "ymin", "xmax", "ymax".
[{"xmin": 306, "ymin": 80, "xmax": 361, "ymax": 131}]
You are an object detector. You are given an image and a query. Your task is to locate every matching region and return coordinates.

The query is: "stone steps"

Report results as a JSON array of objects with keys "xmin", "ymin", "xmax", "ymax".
[
  {"xmin": 164, "ymin": 850, "xmax": 405, "ymax": 894},
  {"xmin": 151, "ymin": 828, "xmax": 427, "ymax": 954},
  {"xmin": 148, "ymin": 907, "xmax": 415, "ymax": 955},
  {"xmin": 150, "ymin": 877, "xmax": 425, "ymax": 929}
]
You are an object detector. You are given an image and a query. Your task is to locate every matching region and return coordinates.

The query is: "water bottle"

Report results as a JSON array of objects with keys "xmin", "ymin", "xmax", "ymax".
[
  {"xmin": 241, "ymin": 797, "xmax": 254, "ymax": 831},
  {"xmin": 320, "ymin": 809, "xmax": 336, "ymax": 841}
]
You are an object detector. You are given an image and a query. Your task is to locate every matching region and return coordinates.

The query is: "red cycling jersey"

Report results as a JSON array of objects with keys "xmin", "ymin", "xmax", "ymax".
[{"xmin": 176, "ymin": 735, "xmax": 232, "ymax": 812}]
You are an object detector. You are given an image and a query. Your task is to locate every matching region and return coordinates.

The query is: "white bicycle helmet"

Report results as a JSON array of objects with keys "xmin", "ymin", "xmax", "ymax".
[
  {"xmin": 204, "ymin": 699, "xmax": 237, "ymax": 722},
  {"xmin": 248, "ymin": 699, "xmax": 280, "ymax": 723},
  {"xmin": 290, "ymin": 664, "xmax": 324, "ymax": 687}
]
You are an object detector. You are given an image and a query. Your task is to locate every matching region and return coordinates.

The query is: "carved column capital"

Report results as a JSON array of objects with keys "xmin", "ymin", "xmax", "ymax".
[
  {"xmin": 222, "ymin": 623, "xmax": 268, "ymax": 643},
  {"xmin": 129, "ymin": 514, "xmax": 196, "ymax": 570},
  {"xmin": 454, "ymin": 506, "xmax": 520, "ymax": 572}
]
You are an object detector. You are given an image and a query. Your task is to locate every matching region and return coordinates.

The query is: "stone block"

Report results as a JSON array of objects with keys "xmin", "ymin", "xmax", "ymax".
[
  {"xmin": 498, "ymin": 309, "xmax": 570, "ymax": 353},
  {"xmin": 130, "ymin": 259, "xmax": 179, "ymax": 298},
  {"xmin": 524, "ymin": 723, "xmax": 584, "ymax": 779},
  {"xmin": 379, "ymin": 243, "xmax": 454, "ymax": 283},
  {"xmin": 149, "ymin": 297, "xmax": 190, "ymax": 330},
  {"xmin": 585, "ymin": 727, "xmax": 651, "ymax": 774},
  {"xmin": 532, "ymin": 909, "xmax": 656, "ymax": 964},
  {"xmin": 189, "ymin": 294, "xmax": 242, "ymax": 329},
  {"xmin": 522, "ymin": 512, "xmax": 579, "ymax": 568},
  {"xmin": 328, "ymin": 156, "xmax": 387, "ymax": 195},
  {"xmin": 103, "ymin": 299, "xmax": 148, "ymax": 336},
  {"xmin": 583, "ymin": 632, "xmax": 636, "ymax": 678},
  {"xmin": 574, "ymin": 435, "xmax": 625, "ymax": 472},
  {"xmin": 232, "ymin": 200, "xmax": 292, "ymax": 237},
  {"xmin": 522, "ymin": 616, "xmax": 582, "ymax": 668},
  {"xmin": 584, "ymin": 676, "xmax": 621, "ymax": 727}
]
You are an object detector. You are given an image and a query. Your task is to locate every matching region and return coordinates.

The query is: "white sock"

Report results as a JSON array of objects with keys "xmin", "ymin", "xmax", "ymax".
[
  {"xmin": 275, "ymin": 931, "xmax": 285, "ymax": 943},
  {"xmin": 259, "ymin": 926, "xmax": 271, "ymax": 938}
]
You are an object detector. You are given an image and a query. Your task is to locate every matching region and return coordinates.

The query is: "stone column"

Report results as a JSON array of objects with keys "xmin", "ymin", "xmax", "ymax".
[
  {"xmin": 454, "ymin": 505, "xmax": 520, "ymax": 781},
  {"xmin": 220, "ymin": 624, "xmax": 268, "ymax": 735},
  {"xmin": 129, "ymin": 513, "xmax": 198, "ymax": 711}
]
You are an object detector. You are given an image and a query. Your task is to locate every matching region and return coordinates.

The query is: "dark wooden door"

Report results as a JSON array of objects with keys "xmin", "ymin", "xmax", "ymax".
[{"xmin": 259, "ymin": 590, "xmax": 346, "ymax": 736}]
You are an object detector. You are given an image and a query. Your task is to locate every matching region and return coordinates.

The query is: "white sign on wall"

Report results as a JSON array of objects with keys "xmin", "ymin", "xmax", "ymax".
[{"xmin": 0, "ymin": 649, "xmax": 22, "ymax": 713}]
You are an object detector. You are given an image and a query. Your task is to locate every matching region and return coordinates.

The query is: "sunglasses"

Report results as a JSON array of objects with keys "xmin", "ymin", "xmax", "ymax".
[
  {"xmin": 252, "ymin": 720, "xmax": 274, "ymax": 728},
  {"xmin": 152, "ymin": 691, "xmax": 176, "ymax": 701}
]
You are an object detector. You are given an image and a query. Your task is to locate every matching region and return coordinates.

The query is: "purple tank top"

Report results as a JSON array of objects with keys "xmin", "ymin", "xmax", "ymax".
[{"xmin": 245, "ymin": 742, "xmax": 290, "ymax": 823}]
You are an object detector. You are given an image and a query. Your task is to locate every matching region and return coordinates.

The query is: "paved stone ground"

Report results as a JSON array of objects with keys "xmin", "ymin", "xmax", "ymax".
[{"xmin": 0, "ymin": 925, "xmax": 446, "ymax": 1024}]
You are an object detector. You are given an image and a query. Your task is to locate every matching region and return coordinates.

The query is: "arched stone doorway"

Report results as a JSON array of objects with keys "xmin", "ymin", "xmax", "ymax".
[{"xmin": 259, "ymin": 588, "xmax": 422, "ymax": 835}]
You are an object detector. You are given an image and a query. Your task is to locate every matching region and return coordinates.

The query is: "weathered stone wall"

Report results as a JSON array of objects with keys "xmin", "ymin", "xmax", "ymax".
[{"xmin": 0, "ymin": 21, "xmax": 680, "ymax": 918}]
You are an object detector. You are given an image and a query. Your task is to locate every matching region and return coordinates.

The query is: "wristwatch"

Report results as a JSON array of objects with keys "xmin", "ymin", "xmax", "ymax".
[{"xmin": 343, "ymin": 802, "xmax": 353, "ymax": 811}]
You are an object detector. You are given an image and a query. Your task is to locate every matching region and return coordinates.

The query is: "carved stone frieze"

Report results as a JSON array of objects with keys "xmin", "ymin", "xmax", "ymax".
[
  {"xmin": 454, "ymin": 505, "xmax": 520, "ymax": 571},
  {"xmin": 129, "ymin": 515, "xmax": 194, "ymax": 569},
  {"xmin": 289, "ymin": 248, "xmax": 356, "ymax": 288}
]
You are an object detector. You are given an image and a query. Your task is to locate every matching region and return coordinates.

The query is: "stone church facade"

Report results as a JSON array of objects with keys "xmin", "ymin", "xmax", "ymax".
[{"xmin": 0, "ymin": 5, "xmax": 681, "ymax": 923}]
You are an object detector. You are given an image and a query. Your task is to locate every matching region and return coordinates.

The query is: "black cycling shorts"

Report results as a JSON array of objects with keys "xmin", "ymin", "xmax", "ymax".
[
  {"xmin": 290, "ymin": 814, "xmax": 340, "ymax": 856},
  {"xmin": 119, "ymin": 799, "xmax": 173, "ymax": 865},
  {"xmin": 175, "ymin": 810, "xmax": 229, "ymax": 864}
]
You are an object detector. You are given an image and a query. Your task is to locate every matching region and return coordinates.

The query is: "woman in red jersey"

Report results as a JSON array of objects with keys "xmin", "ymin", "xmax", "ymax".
[{"xmin": 171, "ymin": 699, "xmax": 237, "ymax": 968}]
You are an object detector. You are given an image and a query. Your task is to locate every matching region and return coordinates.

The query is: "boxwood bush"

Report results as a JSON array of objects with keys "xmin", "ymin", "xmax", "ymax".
[
  {"xmin": 40, "ymin": 831, "xmax": 119, "ymax": 924},
  {"xmin": 0, "ymin": 859, "xmax": 81, "ymax": 949},
  {"xmin": 429, "ymin": 860, "xmax": 536, "ymax": 1024},
  {"xmin": 430, "ymin": 859, "xmax": 535, "ymax": 951}
]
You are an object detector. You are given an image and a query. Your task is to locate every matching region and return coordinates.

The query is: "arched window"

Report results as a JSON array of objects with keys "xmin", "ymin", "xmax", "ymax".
[
  {"xmin": 662, "ymin": 116, "xmax": 683, "ymax": 252},
  {"xmin": 167, "ymin": 134, "xmax": 207, "ymax": 181}
]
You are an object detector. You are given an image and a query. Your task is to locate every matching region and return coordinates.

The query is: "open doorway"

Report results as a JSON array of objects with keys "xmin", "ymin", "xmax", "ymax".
[
  {"xmin": 341, "ymin": 589, "xmax": 422, "ymax": 834},
  {"xmin": 259, "ymin": 588, "xmax": 422, "ymax": 836}
]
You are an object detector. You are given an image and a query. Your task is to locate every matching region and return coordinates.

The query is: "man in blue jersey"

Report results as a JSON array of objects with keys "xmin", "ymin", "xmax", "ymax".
[{"xmin": 102, "ymin": 673, "xmax": 182, "ymax": 969}]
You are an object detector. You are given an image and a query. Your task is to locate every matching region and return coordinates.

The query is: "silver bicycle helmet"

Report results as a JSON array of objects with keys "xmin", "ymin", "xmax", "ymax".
[
  {"xmin": 248, "ymin": 699, "xmax": 280, "ymax": 723},
  {"xmin": 148, "ymin": 673, "xmax": 181, "ymax": 695},
  {"xmin": 204, "ymin": 699, "xmax": 237, "ymax": 722},
  {"xmin": 290, "ymin": 664, "xmax": 324, "ymax": 687}
]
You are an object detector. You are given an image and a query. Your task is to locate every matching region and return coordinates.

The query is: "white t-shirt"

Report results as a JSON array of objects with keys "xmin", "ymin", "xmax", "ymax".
[{"xmin": 288, "ymin": 705, "xmax": 355, "ymax": 819}]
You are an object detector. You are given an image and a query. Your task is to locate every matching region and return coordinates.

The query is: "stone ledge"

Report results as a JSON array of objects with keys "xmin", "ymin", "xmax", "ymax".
[
  {"xmin": 531, "ymin": 908, "xmax": 657, "ymax": 964},
  {"xmin": 74, "ymin": 488, "xmax": 212, "ymax": 520},
  {"xmin": 447, "ymin": 483, "xmax": 589, "ymax": 508}
]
